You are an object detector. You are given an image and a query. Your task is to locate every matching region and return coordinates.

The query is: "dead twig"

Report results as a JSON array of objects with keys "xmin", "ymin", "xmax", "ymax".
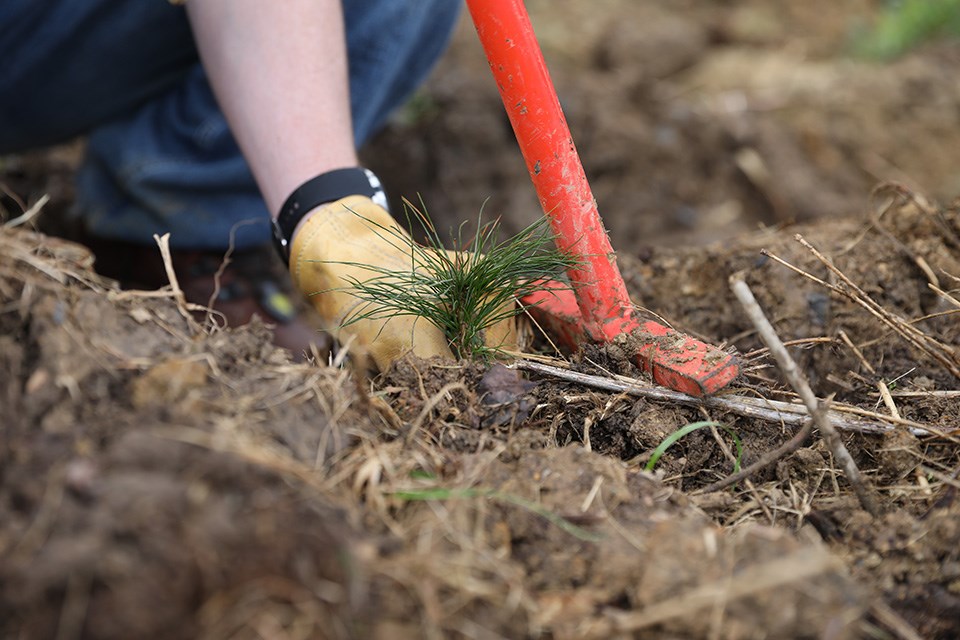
[
  {"xmin": 889, "ymin": 390, "xmax": 960, "ymax": 398},
  {"xmin": 404, "ymin": 381, "xmax": 469, "ymax": 445},
  {"xmin": 601, "ymin": 547, "xmax": 841, "ymax": 635},
  {"xmin": 929, "ymin": 283, "xmax": 960, "ymax": 310},
  {"xmin": 877, "ymin": 381, "xmax": 901, "ymax": 420},
  {"xmin": 153, "ymin": 233, "xmax": 204, "ymax": 335},
  {"xmin": 510, "ymin": 360, "xmax": 936, "ymax": 437},
  {"xmin": 730, "ymin": 276, "xmax": 880, "ymax": 517},
  {"xmin": 205, "ymin": 219, "xmax": 261, "ymax": 333},
  {"xmin": 764, "ymin": 235, "xmax": 960, "ymax": 380},
  {"xmin": 0, "ymin": 180, "xmax": 28, "ymax": 216},
  {"xmin": 4, "ymin": 193, "xmax": 49, "ymax": 228},
  {"xmin": 868, "ymin": 601, "xmax": 925, "ymax": 640},
  {"xmin": 838, "ymin": 329, "xmax": 877, "ymax": 375},
  {"xmin": 742, "ymin": 336, "xmax": 836, "ymax": 360},
  {"xmin": 697, "ymin": 419, "xmax": 814, "ymax": 494}
]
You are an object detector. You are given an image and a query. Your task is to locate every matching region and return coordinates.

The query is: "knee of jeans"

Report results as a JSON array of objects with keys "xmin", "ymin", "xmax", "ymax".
[
  {"xmin": 345, "ymin": 0, "xmax": 461, "ymax": 49},
  {"xmin": 349, "ymin": 0, "xmax": 460, "ymax": 20},
  {"xmin": 411, "ymin": 0, "xmax": 462, "ymax": 30}
]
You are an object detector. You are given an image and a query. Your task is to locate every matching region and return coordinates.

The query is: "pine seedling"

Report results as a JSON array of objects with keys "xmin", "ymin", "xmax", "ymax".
[{"xmin": 338, "ymin": 200, "xmax": 580, "ymax": 360}]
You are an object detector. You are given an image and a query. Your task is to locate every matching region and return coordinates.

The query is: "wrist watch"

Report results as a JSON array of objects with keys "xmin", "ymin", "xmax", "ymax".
[{"xmin": 272, "ymin": 167, "xmax": 387, "ymax": 262}]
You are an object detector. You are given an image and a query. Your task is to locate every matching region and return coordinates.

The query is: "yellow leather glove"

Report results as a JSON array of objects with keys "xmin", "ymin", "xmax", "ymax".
[{"xmin": 288, "ymin": 195, "xmax": 516, "ymax": 370}]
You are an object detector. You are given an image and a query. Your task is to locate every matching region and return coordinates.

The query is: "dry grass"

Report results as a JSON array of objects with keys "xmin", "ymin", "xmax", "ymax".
[{"xmin": 5, "ymin": 201, "xmax": 958, "ymax": 639}]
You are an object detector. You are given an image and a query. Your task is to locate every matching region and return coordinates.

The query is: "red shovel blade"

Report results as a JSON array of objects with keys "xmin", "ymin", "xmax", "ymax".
[
  {"xmin": 523, "ymin": 287, "xmax": 738, "ymax": 397},
  {"xmin": 629, "ymin": 319, "xmax": 740, "ymax": 397}
]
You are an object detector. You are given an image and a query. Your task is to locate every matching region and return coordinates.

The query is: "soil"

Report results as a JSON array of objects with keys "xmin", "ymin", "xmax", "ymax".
[{"xmin": 3, "ymin": 2, "xmax": 960, "ymax": 639}]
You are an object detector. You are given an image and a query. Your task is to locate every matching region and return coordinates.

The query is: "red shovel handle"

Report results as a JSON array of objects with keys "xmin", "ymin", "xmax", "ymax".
[
  {"xmin": 466, "ymin": 0, "xmax": 739, "ymax": 396},
  {"xmin": 466, "ymin": 0, "xmax": 634, "ymax": 343}
]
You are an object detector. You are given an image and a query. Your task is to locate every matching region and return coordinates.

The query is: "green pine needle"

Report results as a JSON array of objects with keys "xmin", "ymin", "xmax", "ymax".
[{"xmin": 333, "ymin": 199, "xmax": 580, "ymax": 361}]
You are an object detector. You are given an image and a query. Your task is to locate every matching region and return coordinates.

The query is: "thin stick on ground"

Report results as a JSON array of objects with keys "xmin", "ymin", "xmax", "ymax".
[
  {"xmin": 730, "ymin": 276, "xmax": 880, "ymax": 517},
  {"xmin": 797, "ymin": 233, "xmax": 956, "ymax": 362},
  {"xmin": 153, "ymin": 233, "xmax": 204, "ymax": 335},
  {"xmin": 600, "ymin": 547, "xmax": 842, "ymax": 635},
  {"xmin": 4, "ymin": 193, "xmax": 49, "ymax": 229},
  {"xmin": 0, "ymin": 180, "xmax": 28, "ymax": 216},
  {"xmin": 838, "ymin": 329, "xmax": 877, "ymax": 375},
  {"xmin": 929, "ymin": 282, "xmax": 960, "ymax": 310},
  {"xmin": 763, "ymin": 235, "xmax": 960, "ymax": 380},
  {"xmin": 205, "ymin": 219, "xmax": 261, "ymax": 332},
  {"xmin": 697, "ymin": 419, "xmax": 815, "ymax": 494},
  {"xmin": 877, "ymin": 381, "xmax": 902, "ymax": 420},
  {"xmin": 509, "ymin": 359, "xmax": 936, "ymax": 437},
  {"xmin": 889, "ymin": 390, "xmax": 960, "ymax": 398},
  {"xmin": 869, "ymin": 601, "xmax": 925, "ymax": 640},
  {"xmin": 742, "ymin": 336, "xmax": 836, "ymax": 360}
]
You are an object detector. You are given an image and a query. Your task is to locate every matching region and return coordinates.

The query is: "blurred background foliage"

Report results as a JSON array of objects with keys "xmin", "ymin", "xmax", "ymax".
[{"xmin": 855, "ymin": 0, "xmax": 960, "ymax": 58}]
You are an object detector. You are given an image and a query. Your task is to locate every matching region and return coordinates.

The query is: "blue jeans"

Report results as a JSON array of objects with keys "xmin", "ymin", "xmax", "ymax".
[{"xmin": 0, "ymin": 1, "xmax": 461, "ymax": 250}]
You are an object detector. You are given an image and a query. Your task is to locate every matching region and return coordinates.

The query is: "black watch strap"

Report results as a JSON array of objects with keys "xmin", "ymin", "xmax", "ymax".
[{"xmin": 272, "ymin": 167, "xmax": 387, "ymax": 262}]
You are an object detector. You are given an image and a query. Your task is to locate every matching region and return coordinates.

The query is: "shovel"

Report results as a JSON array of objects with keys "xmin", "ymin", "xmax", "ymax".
[{"xmin": 466, "ymin": 0, "xmax": 738, "ymax": 396}]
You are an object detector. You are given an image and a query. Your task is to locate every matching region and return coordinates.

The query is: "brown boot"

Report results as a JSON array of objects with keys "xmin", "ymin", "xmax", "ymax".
[{"xmin": 83, "ymin": 237, "xmax": 332, "ymax": 362}]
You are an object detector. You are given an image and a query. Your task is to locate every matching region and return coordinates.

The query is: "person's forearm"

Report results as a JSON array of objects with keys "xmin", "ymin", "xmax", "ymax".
[{"xmin": 186, "ymin": 0, "xmax": 358, "ymax": 216}]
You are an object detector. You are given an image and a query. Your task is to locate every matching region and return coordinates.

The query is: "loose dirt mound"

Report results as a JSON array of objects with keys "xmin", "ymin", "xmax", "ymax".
[{"xmin": 2, "ymin": 188, "xmax": 959, "ymax": 638}]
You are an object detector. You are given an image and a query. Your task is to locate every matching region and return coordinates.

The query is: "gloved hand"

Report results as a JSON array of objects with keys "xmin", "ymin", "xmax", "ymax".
[{"xmin": 288, "ymin": 195, "xmax": 516, "ymax": 369}]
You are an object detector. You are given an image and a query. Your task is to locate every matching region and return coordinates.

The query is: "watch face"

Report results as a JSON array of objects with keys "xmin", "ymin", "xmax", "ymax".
[{"xmin": 363, "ymin": 168, "xmax": 389, "ymax": 212}]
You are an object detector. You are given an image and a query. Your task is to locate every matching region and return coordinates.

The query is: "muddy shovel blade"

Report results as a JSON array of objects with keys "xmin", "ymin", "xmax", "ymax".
[
  {"xmin": 522, "ymin": 288, "xmax": 739, "ymax": 397},
  {"xmin": 631, "ymin": 320, "xmax": 740, "ymax": 397}
]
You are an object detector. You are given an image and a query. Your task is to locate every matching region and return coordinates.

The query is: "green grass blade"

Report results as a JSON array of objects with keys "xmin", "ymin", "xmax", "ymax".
[
  {"xmin": 644, "ymin": 421, "xmax": 743, "ymax": 474},
  {"xmin": 853, "ymin": 0, "xmax": 960, "ymax": 60}
]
